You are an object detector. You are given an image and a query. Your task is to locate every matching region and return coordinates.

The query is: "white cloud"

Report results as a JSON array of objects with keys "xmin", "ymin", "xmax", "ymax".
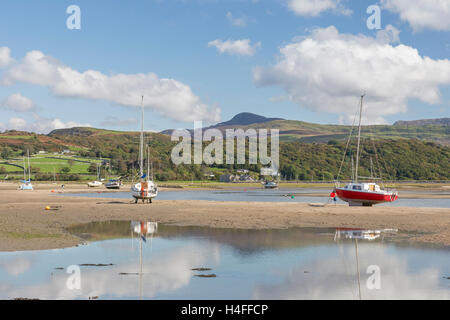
[
  {"xmin": 287, "ymin": 0, "xmax": 351, "ymax": 16},
  {"xmin": 2, "ymin": 50, "xmax": 220, "ymax": 123},
  {"xmin": 253, "ymin": 26, "xmax": 450, "ymax": 124},
  {"xmin": 0, "ymin": 256, "xmax": 33, "ymax": 276},
  {"xmin": 1, "ymin": 93, "xmax": 36, "ymax": 112},
  {"xmin": 100, "ymin": 116, "xmax": 138, "ymax": 127},
  {"xmin": 6, "ymin": 117, "xmax": 28, "ymax": 130},
  {"xmin": 208, "ymin": 39, "xmax": 261, "ymax": 56},
  {"xmin": 376, "ymin": 24, "xmax": 401, "ymax": 44},
  {"xmin": 0, "ymin": 115, "xmax": 90, "ymax": 134},
  {"xmin": 226, "ymin": 11, "xmax": 247, "ymax": 27},
  {"xmin": 381, "ymin": 0, "xmax": 450, "ymax": 31},
  {"xmin": 0, "ymin": 47, "xmax": 13, "ymax": 68}
]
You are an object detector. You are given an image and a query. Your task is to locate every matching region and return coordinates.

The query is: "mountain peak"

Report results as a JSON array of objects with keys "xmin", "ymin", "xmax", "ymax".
[{"xmin": 214, "ymin": 112, "xmax": 284, "ymax": 127}]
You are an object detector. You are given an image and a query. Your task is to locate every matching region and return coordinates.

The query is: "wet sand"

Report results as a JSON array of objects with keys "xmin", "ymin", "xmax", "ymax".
[{"xmin": 0, "ymin": 182, "xmax": 449, "ymax": 251}]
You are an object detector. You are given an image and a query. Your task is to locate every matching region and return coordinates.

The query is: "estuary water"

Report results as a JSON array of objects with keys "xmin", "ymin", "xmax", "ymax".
[
  {"xmin": 62, "ymin": 188, "xmax": 450, "ymax": 208},
  {"xmin": 1, "ymin": 222, "xmax": 449, "ymax": 300}
]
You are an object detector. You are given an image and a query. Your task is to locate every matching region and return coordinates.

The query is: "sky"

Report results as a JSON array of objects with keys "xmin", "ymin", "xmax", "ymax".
[{"xmin": 0, "ymin": 0, "xmax": 449, "ymax": 133}]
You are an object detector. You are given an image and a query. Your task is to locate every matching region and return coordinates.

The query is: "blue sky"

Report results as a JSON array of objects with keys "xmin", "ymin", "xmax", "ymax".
[{"xmin": 0, "ymin": 0, "xmax": 449, "ymax": 133}]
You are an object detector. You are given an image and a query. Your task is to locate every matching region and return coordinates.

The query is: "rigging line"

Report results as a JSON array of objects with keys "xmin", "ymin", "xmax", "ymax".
[
  {"xmin": 372, "ymin": 138, "xmax": 387, "ymax": 189},
  {"xmin": 336, "ymin": 99, "xmax": 360, "ymax": 182},
  {"xmin": 365, "ymin": 120, "xmax": 387, "ymax": 188},
  {"xmin": 380, "ymin": 148, "xmax": 394, "ymax": 184},
  {"xmin": 364, "ymin": 118, "xmax": 395, "ymax": 185},
  {"xmin": 370, "ymin": 131, "xmax": 394, "ymax": 184}
]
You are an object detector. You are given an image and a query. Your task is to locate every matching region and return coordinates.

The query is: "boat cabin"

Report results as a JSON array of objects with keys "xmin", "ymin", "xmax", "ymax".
[{"xmin": 342, "ymin": 183, "xmax": 381, "ymax": 192}]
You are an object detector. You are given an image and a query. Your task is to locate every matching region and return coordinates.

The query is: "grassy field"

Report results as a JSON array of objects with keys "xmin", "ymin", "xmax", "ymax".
[
  {"xmin": 0, "ymin": 135, "xmax": 35, "ymax": 140},
  {"xmin": 1, "ymin": 154, "xmax": 102, "ymax": 174}
]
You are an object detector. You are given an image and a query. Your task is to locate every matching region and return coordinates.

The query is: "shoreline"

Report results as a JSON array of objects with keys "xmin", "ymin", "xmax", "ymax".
[{"xmin": 0, "ymin": 183, "xmax": 449, "ymax": 252}]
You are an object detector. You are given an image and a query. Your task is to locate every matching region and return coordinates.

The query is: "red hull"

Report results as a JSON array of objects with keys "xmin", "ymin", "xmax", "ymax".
[{"xmin": 335, "ymin": 188, "xmax": 398, "ymax": 205}]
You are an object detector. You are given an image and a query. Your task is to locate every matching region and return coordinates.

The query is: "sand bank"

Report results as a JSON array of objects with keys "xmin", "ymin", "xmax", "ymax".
[{"xmin": 0, "ymin": 183, "xmax": 449, "ymax": 251}]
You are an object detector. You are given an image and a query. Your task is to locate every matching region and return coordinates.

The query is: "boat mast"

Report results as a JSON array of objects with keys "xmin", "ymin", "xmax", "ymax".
[
  {"xmin": 27, "ymin": 149, "xmax": 31, "ymax": 181},
  {"xmin": 140, "ymin": 96, "xmax": 144, "ymax": 178},
  {"xmin": 147, "ymin": 147, "xmax": 150, "ymax": 180},
  {"xmin": 351, "ymin": 156, "xmax": 354, "ymax": 182},
  {"xmin": 23, "ymin": 157, "xmax": 26, "ymax": 181},
  {"xmin": 370, "ymin": 157, "xmax": 374, "ymax": 180},
  {"xmin": 355, "ymin": 94, "xmax": 365, "ymax": 184}
]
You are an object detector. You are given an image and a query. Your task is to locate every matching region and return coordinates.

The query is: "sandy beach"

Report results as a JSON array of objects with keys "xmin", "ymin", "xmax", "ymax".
[{"xmin": 0, "ymin": 182, "xmax": 449, "ymax": 251}]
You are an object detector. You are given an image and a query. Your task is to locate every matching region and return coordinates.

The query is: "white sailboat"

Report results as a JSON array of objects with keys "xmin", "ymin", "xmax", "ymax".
[
  {"xmin": 131, "ymin": 96, "xmax": 158, "ymax": 203},
  {"xmin": 87, "ymin": 162, "xmax": 102, "ymax": 187},
  {"xmin": 19, "ymin": 149, "xmax": 33, "ymax": 190}
]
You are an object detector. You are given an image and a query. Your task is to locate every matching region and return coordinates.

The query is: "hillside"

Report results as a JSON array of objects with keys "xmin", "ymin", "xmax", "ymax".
[
  {"xmin": 1, "ymin": 114, "xmax": 449, "ymax": 181},
  {"xmin": 0, "ymin": 126, "xmax": 449, "ymax": 181},
  {"xmin": 214, "ymin": 112, "xmax": 284, "ymax": 127},
  {"xmin": 394, "ymin": 118, "xmax": 450, "ymax": 126},
  {"xmin": 160, "ymin": 114, "xmax": 450, "ymax": 146},
  {"xmin": 160, "ymin": 112, "xmax": 284, "ymax": 135}
]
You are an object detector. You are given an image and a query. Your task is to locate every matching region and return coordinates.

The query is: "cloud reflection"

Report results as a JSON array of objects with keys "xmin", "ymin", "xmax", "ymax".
[
  {"xmin": 1, "ymin": 243, "xmax": 218, "ymax": 300},
  {"xmin": 253, "ymin": 244, "xmax": 450, "ymax": 300}
]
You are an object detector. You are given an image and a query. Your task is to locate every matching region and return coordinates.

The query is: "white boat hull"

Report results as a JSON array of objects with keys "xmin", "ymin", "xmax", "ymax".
[
  {"xmin": 131, "ymin": 180, "xmax": 158, "ymax": 202},
  {"xmin": 20, "ymin": 182, "xmax": 33, "ymax": 190},
  {"xmin": 87, "ymin": 181, "xmax": 102, "ymax": 187}
]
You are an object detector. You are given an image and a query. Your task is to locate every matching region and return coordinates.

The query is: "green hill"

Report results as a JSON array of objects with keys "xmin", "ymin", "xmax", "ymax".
[
  {"xmin": 0, "ymin": 127, "xmax": 449, "ymax": 181},
  {"xmin": 0, "ymin": 113, "xmax": 449, "ymax": 181},
  {"xmin": 161, "ymin": 114, "xmax": 450, "ymax": 146}
]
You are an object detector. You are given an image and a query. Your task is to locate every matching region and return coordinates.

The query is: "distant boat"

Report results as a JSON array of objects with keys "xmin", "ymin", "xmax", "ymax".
[
  {"xmin": 333, "ymin": 94, "xmax": 398, "ymax": 206},
  {"xmin": 19, "ymin": 149, "xmax": 33, "ymax": 191},
  {"xmin": 131, "ymin": 96, "xmax": 158, "ymax": 203},
  {"xmin": 263, "ymin": 181, "xmax": 278, "ymax": 189},
  {"xmin": 105, "ymin": 179, "xmax": 122, "ymax": 189},
  {"xmin": 87, "ymin": 163, "xmax": 102, "ymax": 187},
  {"xmin": 88, "ymin": 180, "xmax": 102, "ymax": 188}
]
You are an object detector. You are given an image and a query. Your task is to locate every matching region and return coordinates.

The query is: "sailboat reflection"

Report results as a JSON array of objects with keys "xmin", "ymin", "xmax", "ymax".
[
  {"xmin": 334, "ymin": 227, "xmax": 398, "ymax": 300},
  {"xmin": 334, "ymin": 228, "xmax": 398, "ymax": 241},
  {"xmin": 129, "ymin": 221, "xmax": 158, "ymax": 299}
]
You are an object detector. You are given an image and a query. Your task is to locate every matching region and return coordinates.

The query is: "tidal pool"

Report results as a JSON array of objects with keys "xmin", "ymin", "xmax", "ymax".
[{"xmin": 0, "ymin": 222, "xmax": 449, "ymax": 300}]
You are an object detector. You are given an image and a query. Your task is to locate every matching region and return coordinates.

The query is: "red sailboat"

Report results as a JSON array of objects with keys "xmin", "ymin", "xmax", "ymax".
[{"xmin": 333, "ymin": 94, "xmax": 398, "ymax": 206}]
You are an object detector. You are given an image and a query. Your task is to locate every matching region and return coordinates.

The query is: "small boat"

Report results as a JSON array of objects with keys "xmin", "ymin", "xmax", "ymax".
[
  {"xmin": 334, "ymin": 94, "xmax": 398, "ymax": 206},
  {"xmin": 88, "ymin": 180, "xmax": 102, "ymax": 188},
  {"xmin": 19, "ymin": 179, "xmax": 33, "ymax": 190},
  {"xmin": 88, "ymin": 163, "xmax": 102, "ymax": 187},
  {"xmin": 131, "ymin": 96, "xmax": 158, "ymax": 203},
  {"xmin": 335, "ymin": 182, "xmax": 397, "ymax": 206},
  {"xmin": 105, "ymin": 179, "xmax": 122, "ymax": 189},
  {"xmin": 19, "ymin": 149, "xmax": 33, "ymax": 191},
  {"xmin": 263, "ymin": 181, "xmax": 278, "ymax": 189}
]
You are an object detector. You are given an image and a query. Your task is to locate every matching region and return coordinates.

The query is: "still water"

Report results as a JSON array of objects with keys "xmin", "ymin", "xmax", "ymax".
[
  {"xmin": 63, "ymin": 188, "xmax": 450, "ymax": 208},
  {"xmin": 0, "ymin": 222, "xmax": 449, "ymax": 300}
]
